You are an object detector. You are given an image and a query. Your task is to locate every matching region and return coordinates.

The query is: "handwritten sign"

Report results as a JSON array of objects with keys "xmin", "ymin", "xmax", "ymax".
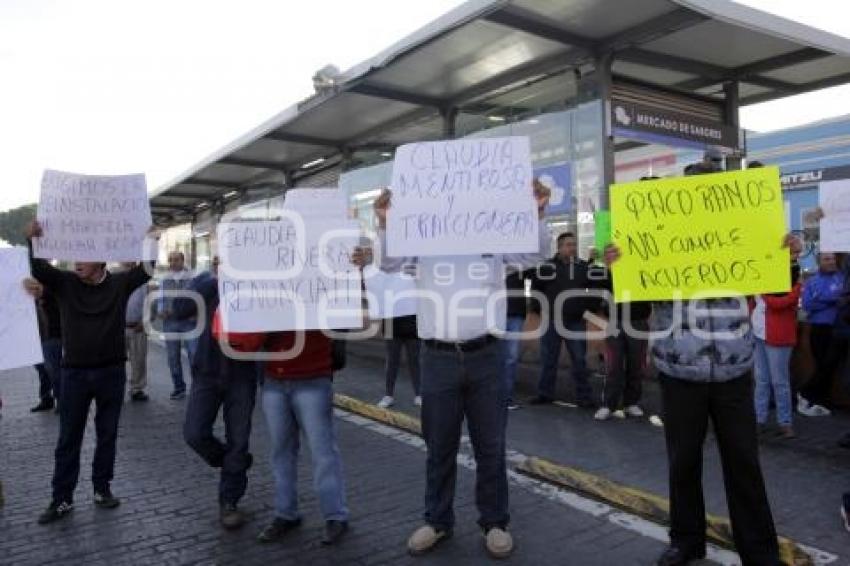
[
  {"xmin": 610, "ymin": 167, "xmax": 790, "ymax": 302},
  {"xmin": 0, "ymin": 247, "xmax": 44, "ymax": 371},
  {"xmin": 34, "ymin": 170, "xmax": 152, "ymax": 262},
  {"xmin": 217, "ymin": 219, "xmax": 363, "ymax": 332},
  {"xmin": 282, "ymin": 188, "xmax": 349, "ymax": 219},
  {"xmin": 819, "ymin": 179, "xmax": 850, "ymax": 252},
  {"xmin": 362, "ymin": 266, "xmax": 417, "ymax": 320},
  {"xmin": 387, "ymin": 136, "xmax": 537, "ymax": 257}
]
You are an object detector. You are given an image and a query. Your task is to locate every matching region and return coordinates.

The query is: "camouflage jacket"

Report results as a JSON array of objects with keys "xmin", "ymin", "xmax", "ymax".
[{"xmin": 650, "ymin": 298, "xmax": 753, "ymax": 382}]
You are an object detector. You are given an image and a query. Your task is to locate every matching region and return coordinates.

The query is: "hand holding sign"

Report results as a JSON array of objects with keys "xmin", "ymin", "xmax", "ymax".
[
  {"xmin": 533, "ymin": 179, "xmax": 551, "ymax": 218},
  {"xmin": 373, "ymin": 189, "xmax": 392, "ymax": 229}
]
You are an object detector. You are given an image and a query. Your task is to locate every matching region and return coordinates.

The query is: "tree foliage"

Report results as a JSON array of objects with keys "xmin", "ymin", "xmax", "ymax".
[{"xmin": 0, "ymin": 204, "xmax": 37, "ymax": 246}]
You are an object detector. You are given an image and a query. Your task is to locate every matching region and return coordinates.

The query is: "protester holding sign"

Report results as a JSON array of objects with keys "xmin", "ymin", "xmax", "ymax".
[
  {"xmin": 354, "ymin": 171, "xmax": 550, "ymax": 559},
  {"xmin": 255, "ymin": 329, "xmax": 350, "ymax": 547},
  {"xmin": 605, "ymin": 165, "xmax": 798, "ymax": 566},
  {"xmin": 25, "ymin": 220, "xmax": 154, "ymax": 525}
]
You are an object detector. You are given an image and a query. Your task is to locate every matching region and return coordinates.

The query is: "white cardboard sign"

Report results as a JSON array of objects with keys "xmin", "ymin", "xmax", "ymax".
[
  {"xmin": 217, "ymin": 218, "xmax": 363, "ymax": 332},
  {"xmin": 363, "ymin": 266, "xmax": 417, "ymax": 320},
  {"xmin": 387, "ymin": 136, "xmax": 538, "ymax": 257},
  {"xmin": 33, "ymin": 169, "xmax": 152, "ymax": 262},
  {"xmin": 820, "ymin": 179, "xmax": 850, "ymax": 252},
  {"xmin": 0, "ymin": 247, "xmax": 44, "ymax": 371}
]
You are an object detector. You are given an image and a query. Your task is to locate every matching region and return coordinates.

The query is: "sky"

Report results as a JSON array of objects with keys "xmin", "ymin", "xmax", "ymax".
[{"xmin": 1, "ymin": 0, "xmax": 849, "ymax": 214}]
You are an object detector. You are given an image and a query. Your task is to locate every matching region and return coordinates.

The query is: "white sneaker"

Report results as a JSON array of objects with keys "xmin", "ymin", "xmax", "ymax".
[
  {"xmin": 594, "ymin": 407, "xmax": 612, "ymax": 421},
  {"xmin": 625, "ymin": 405, "xmax": 645, "ymax": 418},
  {"xmin": 377, "ymin": 396, "xmax": 395, "ymax": 409},
  {"xmin": 484, "ymin": 527, "xmax": 513, "ymax": 559},
  {"xmin": 811, "ymin": 404, "xmax": 832, "ymax": 417},
  {"xmin": 798, "ymin": 402, "xmax": 831, "ymax": 417},
  {"xmin": 612, "ymin": 409, "xmax": 626, "ymax": 419},
  {"xmin": 414, "ymin": 396, "xmax": 422, "ymax": 407}
]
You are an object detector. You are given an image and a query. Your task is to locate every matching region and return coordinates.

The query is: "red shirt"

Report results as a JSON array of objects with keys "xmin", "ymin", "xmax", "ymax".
[{"xmin": 211, "ymin": 311, "xmax": 333, "ymax": 380}]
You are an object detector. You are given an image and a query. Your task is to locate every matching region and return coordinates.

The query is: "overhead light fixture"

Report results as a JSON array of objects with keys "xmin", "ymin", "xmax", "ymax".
[
  {"xmin": 224, "ymin": 190, "xmax": 239, "ymax": 198},
  {"xmin": 528, "ymin": 118, "xmax": 539, "ymax": 124},
  {"xmin": 488, "ymin": 115, "xmax": 506, "ymax": 122},
  {"xmin": 301, "ymin": 157, "xmax": 326, "ymax": 169},
  {"xmin": 195, "ymin": 202, "xmax": 207, "ymax": 209},
  {"xmin": 380, "ymin": 152, "xmax": 392, "ymax": 158}
]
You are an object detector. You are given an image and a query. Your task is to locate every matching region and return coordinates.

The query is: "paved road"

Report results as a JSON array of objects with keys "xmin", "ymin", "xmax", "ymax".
[
  {"xmin": 1, "ymin": 343, "xmax": 675, "ymax": 566},
  {"xmin": 337, "ymin": 340, "xmax": 850, "ymax": 564}
]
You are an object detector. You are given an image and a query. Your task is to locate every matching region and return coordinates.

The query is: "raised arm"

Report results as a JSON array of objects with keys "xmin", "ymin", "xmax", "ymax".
[{"xmin": 351, "ymin": 188, "xmax": 417, "ymax": 274}]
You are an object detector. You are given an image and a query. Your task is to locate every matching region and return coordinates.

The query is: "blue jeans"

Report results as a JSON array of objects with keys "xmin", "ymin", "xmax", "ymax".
[
  {"xmin": 502, "ymin": 316, "xmax": 526, "ymax": 406},
  {"xmin": 537, "ymin": 320, "xmax": 592, "ymax": 402},
  {"xmin": 164, "ymin": 319, "xmax": 198, "ymax": 392},
  {"xmin": 184, "ymin": 358, "xmax": 258, "ymax": 504},
  {"xmin": 753, "ymin": 338, "xmax": 793, "ymax": 426},
  {"xmin": 53, "ymin": 364, "xmax": 126, "ymax": 502},
  {"xmin": 262, "ymin": 377, "xmax": 348, "ymax": 521},
  {"xmin": 420, "ymin": 339, "xmax": 509, "ymax": 532}
]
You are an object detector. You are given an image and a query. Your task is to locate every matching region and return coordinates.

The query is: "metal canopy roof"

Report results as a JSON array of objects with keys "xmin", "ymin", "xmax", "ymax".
[{"xmin": 150, "ymin": 0, "xmax": 850, "ymax": 225}]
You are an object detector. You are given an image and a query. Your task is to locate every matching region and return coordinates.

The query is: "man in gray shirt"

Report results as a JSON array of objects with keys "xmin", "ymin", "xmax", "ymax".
[{"xmin": 124, "ymin": 266, "xmax": 149, "ymax": 402}]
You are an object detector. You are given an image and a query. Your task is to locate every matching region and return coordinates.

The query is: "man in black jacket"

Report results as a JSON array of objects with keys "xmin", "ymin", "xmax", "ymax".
[
  {"xmin": 25, "ymin": 220, "xmax": 153, "ymax": 524},
  {"xmin": 529, "ymin": 232, "xmax": 598, "ymax": 407}
]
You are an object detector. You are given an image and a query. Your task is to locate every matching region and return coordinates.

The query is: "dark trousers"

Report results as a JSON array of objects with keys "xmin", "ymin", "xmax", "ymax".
[
  {"xmin": 384, "ymin": 337, "xmax": 421, "ymax": 396},
  {"xmin": 35, "ymin": 364, "xmax": 53, "ymax": 401},
  {"xmin": 660, "ymin": 374, "xmax": 779, "ymax": 565},
  {"xmin": 603, "ymin": 321, "xmax": 648, "ymax": 410},
  {"xmin": 184, "ymin": 359, "xmax": 258, "ymax": 505},
  {"xmin": 53, "ymin": 365, "xmax": 126, "ymax": 503},
  {"xmin": 420, "ymin": 340, "xmax": 508, "ymax": 532},
  {"xmin": 801, "ymin": 324, "xmax": 848, "ymax": 406},
  {"xmin": 537, "ymin": 320, "xmax": 592, "ymax": 402}
]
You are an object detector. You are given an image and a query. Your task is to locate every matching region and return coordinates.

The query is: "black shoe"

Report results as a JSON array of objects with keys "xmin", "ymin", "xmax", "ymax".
[
  {"xmin": 656, "ymin": 545, "xmax": 706, "ymax": 566},
  {"xmin": 257, "ymin": 517, "xmax": 302, "ymax": 543},
  {"xmin": 131, "ymin": 391, "xmax": 149, "ymax": 402},
  {"xmin": 220, "ymin": 502, "xmax": 248, "ymax": 530},
  {"xmin": 37, "ymin": 500, "xmax": 73, "ymax": 524},
  {"xmin": 576, "ymin": 399, "xmax": 598, "ymax": 410},
  {"xmin": 170, "ymin": 389, "xmax": 186, "ymax": 400},
  {"xmin": 528, "ymin": 395, "xmax": 554, "ymax": 405},
  {"xmin": 838, "ymin": 433, "xmax": 850, "ymax": 449},
  {"xmin": 31, "ymin": 398, "xmax": 55, "ymax": 412},
  {"xmin": 94, "ymin": 489, "xmax": 121, "ymax": 509},
  {"xmin": 321, "ymin": 520, "xmax": 349, "ymax": 546}
]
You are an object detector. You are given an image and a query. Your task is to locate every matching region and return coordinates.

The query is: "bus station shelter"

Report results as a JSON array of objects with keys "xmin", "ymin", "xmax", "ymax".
[{"xmin": 148, "ymin": 0, "xmax": 850, "ymax": 269}]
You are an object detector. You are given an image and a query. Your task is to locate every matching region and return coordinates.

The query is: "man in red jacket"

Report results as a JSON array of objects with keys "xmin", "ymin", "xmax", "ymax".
[{"xmin": 248, "ymin": 329, "xmax": 349, "ymax": 546}]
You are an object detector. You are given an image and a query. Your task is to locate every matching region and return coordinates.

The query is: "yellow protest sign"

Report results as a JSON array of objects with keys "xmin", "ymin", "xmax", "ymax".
[{"xmin": 610, "ymin": 166, "xmax": 790, "ymax": 302}]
